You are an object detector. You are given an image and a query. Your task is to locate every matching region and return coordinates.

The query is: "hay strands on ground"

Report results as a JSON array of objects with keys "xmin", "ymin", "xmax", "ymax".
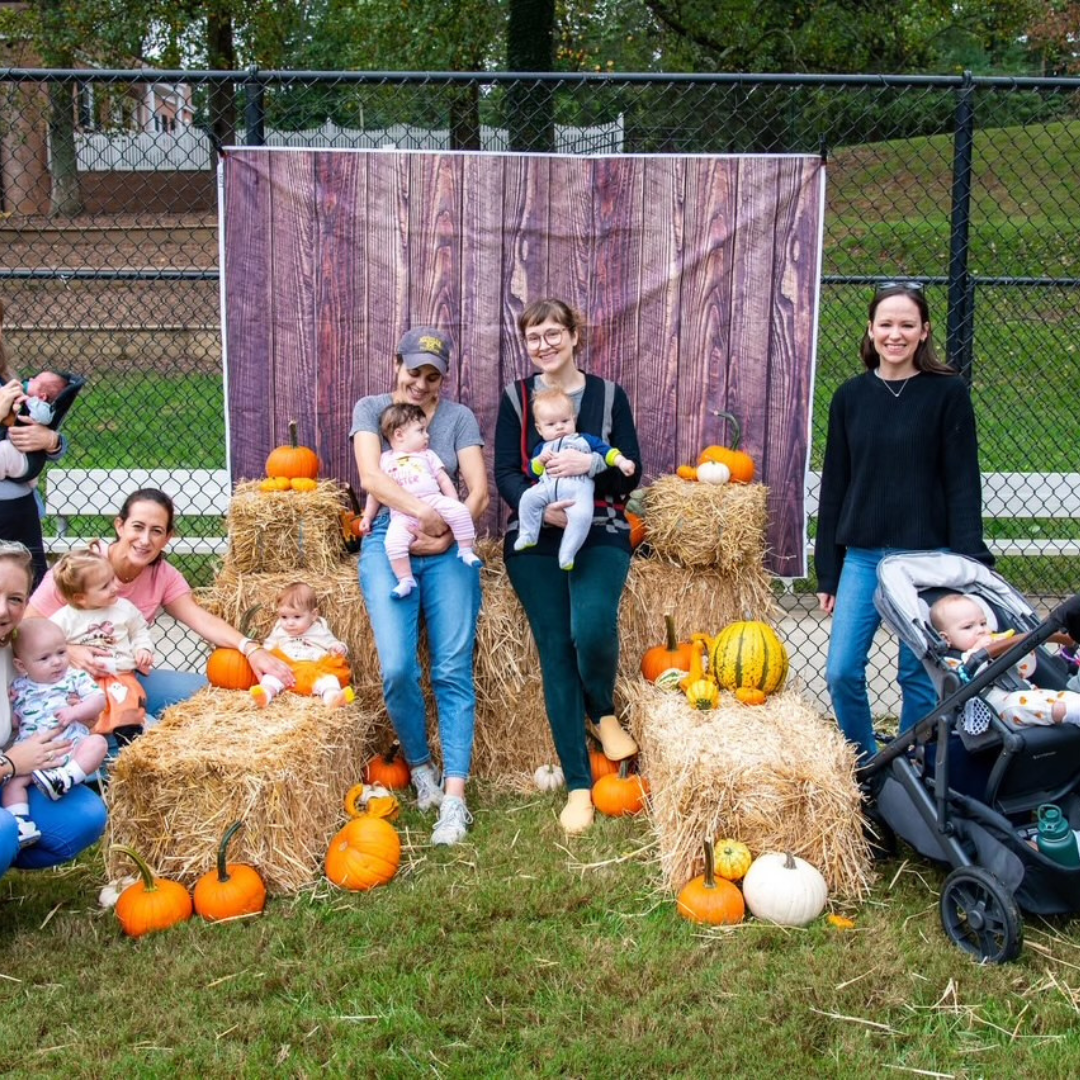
[{"xmin": 623, "ymin": 678, "xmax": 871, "ymax": 901}]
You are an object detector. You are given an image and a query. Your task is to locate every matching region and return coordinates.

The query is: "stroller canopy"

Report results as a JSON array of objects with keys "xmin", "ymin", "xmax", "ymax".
[{"xmin": 874, "ymin": 552, "xmax": 1036, "ymax": 660}]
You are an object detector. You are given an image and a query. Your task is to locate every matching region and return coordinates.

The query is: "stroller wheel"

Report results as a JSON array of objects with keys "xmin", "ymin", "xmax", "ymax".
[{"xmin": 939, "ymin": 866, "xmax": 1023, "ymax": 964}]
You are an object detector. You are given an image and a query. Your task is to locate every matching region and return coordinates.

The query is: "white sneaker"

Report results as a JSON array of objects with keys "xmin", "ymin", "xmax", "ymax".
[
  {"xmin": 431, "ymin": 796, "xmax": 473, "ymax": 846},
  {"xmin": 411, "ymin": 763, "xmax": 444, "ymax": 812},
  {"xmin": 16, "ymin": 816, "xmax": 41, "ymax": 848}
]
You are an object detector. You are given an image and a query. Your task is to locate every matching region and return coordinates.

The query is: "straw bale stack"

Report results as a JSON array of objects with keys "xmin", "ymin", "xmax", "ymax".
[
  {"xmin": 104, "ymin": 688, "xmax": 378, "ymax": 895},
  {"xmin": 225, "ymin": 479, "xmax": 348, "ymax": 576},
  {"xmin": 622, "ymin": 679, "xmax": 871, "ymax": 901},
  {"xmin": 642, "ymin": 476, "xmax": 768, "ymax": 572}
]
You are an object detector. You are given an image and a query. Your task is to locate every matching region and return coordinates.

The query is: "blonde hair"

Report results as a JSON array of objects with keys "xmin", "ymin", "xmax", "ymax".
[
  {"xmin": 276, "ymin": 581, "xmax": 318, "ymax": 612},
  {"xmin": 53, "ymin": 548, "xmax": 113, "ymax": 607},
  {"xmin": 0, "ymin": 539, "xmax": 33, "ymax": 594},
  {"xmin": 531, "ymin": 388, "xmax": 575, "ymax": 420},
  {"xmin": 12, "ymin": 616, "xmax": 65, "ymax": 661},
  {"xmin": 929, "ymin": 592, "xmax": 981, "ymax": 632}
]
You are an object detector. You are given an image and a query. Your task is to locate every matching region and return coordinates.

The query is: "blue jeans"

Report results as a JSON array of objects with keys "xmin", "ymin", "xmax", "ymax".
[
  {"xmin": 825, "ymin": 547, "xmax": 938, "ymax": 761},
  {"xmin": 0, "ymin": 786, "xmax": 107, "ymax": 876},
  {"xmin": 136, "ymin": 669, "xmax": 207, "ymax": 718},
  {"xmin": 359, "ymin": 515, "xmax": 481, "ymax": 780}
]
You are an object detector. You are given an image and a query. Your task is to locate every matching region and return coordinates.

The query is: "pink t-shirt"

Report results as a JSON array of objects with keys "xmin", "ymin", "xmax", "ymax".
[{"xmin": 30, "ymin": 541, "xmax": 191, "ymax": 626}]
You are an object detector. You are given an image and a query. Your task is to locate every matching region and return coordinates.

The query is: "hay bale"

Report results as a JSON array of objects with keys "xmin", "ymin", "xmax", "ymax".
[
  {"xmin": 195, "ymin": 560, "xmax": 383, "ymax": 710},
  {"xmin": 618, "ymin": 555, "xmax": 777, "ymax": 676},
  {"xmin": 643, "ymin": 476, "xmax": 768, "ymax": 571},
  {"xmin": 225, "ymin": 479, "xmax": 347, "ymax": 576},
  {"xmin": 623, "ymin": 679, "xmax": 871, "ymax": 900},
  {"xmin": 104, "ymin": 688, "xmax": 378, "ymax": 895}
]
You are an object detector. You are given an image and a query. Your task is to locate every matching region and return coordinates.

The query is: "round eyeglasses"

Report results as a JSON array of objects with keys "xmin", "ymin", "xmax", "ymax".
[{"xmin": 524, "ymin": 327, "xmax": 567, "ymax": 351}]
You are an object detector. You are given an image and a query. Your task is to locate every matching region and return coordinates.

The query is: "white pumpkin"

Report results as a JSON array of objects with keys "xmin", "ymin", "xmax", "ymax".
[
  {"xmin": 533, "ymin": 764, "xmax": 565, "ymax": 792},
  {"xmin": 98, "ymin": 875, "xmax": 138, "ymax": 909},
  {"xmin": 741, "ymin": 851, "xmax": 828, "ymax": 926},
  {"xmin": 696, "ymin": 461, "xmax": 731, "ymax": 485}
]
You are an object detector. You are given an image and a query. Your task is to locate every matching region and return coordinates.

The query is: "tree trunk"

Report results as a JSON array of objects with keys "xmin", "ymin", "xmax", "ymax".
[
  {"xmin": 47, "ymin": 78, "xmax": 82, "ymax": 217},
  {"xmin": 506, "ymin": 0, "xmax": 555, "ymax": 152},
  {"xmin": 207, "ymin": 10, "xmax": 237, "ymax": 149},
  {"xmin": 449, "ymin": 84, "xmax": 481, "ymax": 151}
]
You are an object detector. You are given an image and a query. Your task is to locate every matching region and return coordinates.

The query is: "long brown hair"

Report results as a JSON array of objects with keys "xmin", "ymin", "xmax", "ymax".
[
  {"xmin": 0, "ymin": 298, "xmax": 13, "ymax": 382},
  {"xmin": 859, "ymin": 285, "xmax": 955, "ymax": 375}
]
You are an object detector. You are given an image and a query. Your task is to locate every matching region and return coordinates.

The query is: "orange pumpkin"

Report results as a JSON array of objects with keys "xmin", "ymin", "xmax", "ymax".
[
  {"xmin": 206, "ymin": 606, "xmax": 259, "ymax": 690},
  {"xmin": 735, "ymin": 686, "xmax": 768, "ymax": 706},
  {"xmin": 625, "ymin": 510, "xmax": 647, "ymax": 550},
  {"xmin": 676, "ymin": 839, "xmax": 746, "ymax": 925},
  {"xmin": 193, "ymin": 821, "xmax": 267, "ymax": 922},
  {"xmin": 589, "ymin": 746, "xmax": 620, "ymax": 784},
  {"xmin": 592, "ymin": 760, "xmax": 649, "ymax": 817},
  {"xmin": 697, "ymin": 411, "xmax": 755, "ymax": 484},
  {"xmin": 325, "ymin": 815, "xmax": 401, "ymax": 891},
  {"xmin": 641, "ymin": 614, "xmax": 696, "ymax": 682},
  {"xmin": 364, "ymin": 743, "xmax": 412, "ymax": 790},
  {"xmin": 113, "ymin": 845, "xmax": 193, "ymax": 938},
  {"xmin": 266, "ymin": 420, "xmax": 319, "ymax": 480},
  {"xmin": 676, "ymin": 465, "xmax": 698, "ymax": 481}
]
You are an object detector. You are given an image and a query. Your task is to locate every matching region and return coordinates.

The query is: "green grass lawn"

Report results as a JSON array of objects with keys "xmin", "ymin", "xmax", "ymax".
[{"xmin": 4, "ymin": 792, "xmax": 1080, "ymax": 1076}]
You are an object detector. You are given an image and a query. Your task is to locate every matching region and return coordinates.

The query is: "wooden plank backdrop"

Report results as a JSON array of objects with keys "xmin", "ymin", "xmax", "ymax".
[{"xmin": 221, "ymin": 148, "xmax": 824, "ymax": 575}]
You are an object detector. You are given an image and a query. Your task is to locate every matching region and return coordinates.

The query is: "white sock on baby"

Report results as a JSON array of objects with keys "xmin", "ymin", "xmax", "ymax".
[
  {"xmin": 65, "ymin": 762, "xmax": 87, "ymax": 785},
  {"xmin": 458, "ymin": 549, "xmax": 482, "ymax": 568},
  {"xmin": 391, "ymin": 578, "xmax": 417, "ymax": 599}
]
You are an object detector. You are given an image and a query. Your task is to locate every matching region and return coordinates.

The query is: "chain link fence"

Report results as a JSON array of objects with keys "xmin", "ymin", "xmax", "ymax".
[{"xmin": 1, "ymin": 69, "xmax": 1077, "ymax": 713}]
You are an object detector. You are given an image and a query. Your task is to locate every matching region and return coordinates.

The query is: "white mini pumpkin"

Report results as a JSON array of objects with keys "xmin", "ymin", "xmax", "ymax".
[
  {"xmin": 533, "ymin": 764, "xmax": 565, "ymax": 792},
  {"xmin": 741, "ymin": 851, "xmax": 828, "ymax": 926},
  {"xmin": 98, "ymin": 875, "xmax": 139, "ymax": 909},
  {"xmin": 696, "ymin": 461, "xmax": 731, "ymax": 485}
]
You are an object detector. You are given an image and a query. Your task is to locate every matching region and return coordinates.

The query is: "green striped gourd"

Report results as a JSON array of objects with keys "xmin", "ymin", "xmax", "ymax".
[{"xmin": 710, "ymin": 621, "xmax": 788, "ymax": 694}]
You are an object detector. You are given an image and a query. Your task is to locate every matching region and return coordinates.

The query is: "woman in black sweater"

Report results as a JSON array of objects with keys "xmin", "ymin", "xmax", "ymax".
[
  {"xmin": 494, "ymin": 299, "xmax": 642, "ymax": 835},
  {"xmin": 815, "ymin": 283, "xmax": 992, "ymax": 760}
]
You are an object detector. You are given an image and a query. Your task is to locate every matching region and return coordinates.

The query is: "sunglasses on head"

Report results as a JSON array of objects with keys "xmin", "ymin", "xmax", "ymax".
[{"xmin": 876, "ymin": 280, "xmax": 924, "ymax": 294}]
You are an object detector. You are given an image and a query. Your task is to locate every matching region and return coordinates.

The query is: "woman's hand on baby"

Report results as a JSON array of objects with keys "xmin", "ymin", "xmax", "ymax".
[
  {"xmin": 7, "ymin": 728, "xmax": 73, "ymax": 775},
  {"xmin": 542, "ymin": 500, "xmax": 574, "ymax": 530},
  {"xmin": 408, "ymin": 529, "xmax": 454, "ymax": 557},
  {"xmin": 250, "ymin": 648, "xmax": 295, "ymax": 688},
  {"xmin": 545, "ymin": 448, "xmax": 592, "ymax": 478},
  {"xmin": 135, "ymin": 649, "xmax": 154, "ymax": 675},
  {"xmin": 7, "ymin": 417, "xmax": 56, "ymax": 452},
  {"xmin": 66, "ymin": 642, "xmax": 113, "ymax": 677},
  {"xmin": 0, "ymin": 379, "xmax": 24, "ymax": 421}
]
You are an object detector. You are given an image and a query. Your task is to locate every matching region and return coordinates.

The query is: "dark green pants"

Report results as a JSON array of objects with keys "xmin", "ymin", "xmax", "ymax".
[{"xmin": 507, "ymin": 544, "xmax": 631, "ymax": 791}]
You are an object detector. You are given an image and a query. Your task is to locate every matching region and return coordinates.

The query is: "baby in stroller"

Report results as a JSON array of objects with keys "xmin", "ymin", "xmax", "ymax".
[{"xmin": 929, "ymin": 592, "xmax": 1080, "ymax": 727}]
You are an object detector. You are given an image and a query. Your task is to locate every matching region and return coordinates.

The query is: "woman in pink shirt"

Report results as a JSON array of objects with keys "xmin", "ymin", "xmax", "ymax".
[{"xmin": 27, "ymin": 488, "xmax": 293, "ymax": 716}]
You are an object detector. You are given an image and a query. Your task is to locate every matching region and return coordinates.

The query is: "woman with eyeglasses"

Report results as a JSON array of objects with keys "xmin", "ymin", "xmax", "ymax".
[
  {"xmin": 351, "ymin": 328, "xmax": 488, "ymax": 847},
  {"xmin": 494, "ymin": 299, "xmax": 642, "ymax": 835},
  {"xmin": 0, "ymin": 541, "xmax": 106, "ymax": 879},
  {"xmin": 815, "ymin": 282, "xmax": 992, "ymax": 761}
]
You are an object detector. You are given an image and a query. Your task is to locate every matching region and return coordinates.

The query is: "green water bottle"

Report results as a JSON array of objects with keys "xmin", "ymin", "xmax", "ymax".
[{"xmin": 1037, "ymin": 804, "xmax": 1080, "ymax": 867}]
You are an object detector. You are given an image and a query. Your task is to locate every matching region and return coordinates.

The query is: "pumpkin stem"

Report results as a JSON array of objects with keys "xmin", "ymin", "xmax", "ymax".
[
  {"xmin": 238, "ymin": 604, "xmax": 261, "ymax": 638},
  {"xmin": 663, "ymin": 613, "xmax": 678, "ymax": 653},
  {"xmin": 713, "ymin": 410, "xmax": 742, "ymax": 452},
  {"xmin": 617, "ymin": 759, "xmax": 632, "ymax": 780},
  {"xmin": 112, "ymin": 844, "xmax": 159, "ymax": 893},
  {"xmin": 217, "ymin": 821, "xmax": 244, "ymax": 883},
  {"xmin": 384, "ymin": 740, "xmax": 401, "ymax": 764},
  {"xmin": 288, "ymin": 419, "xmax": 300, "ymax": 449},
  {"xmin": 702, "ymin": 838, "xmax": 717, "ymax": 890},
  {"xmin": 783, "ymin": 851, "xmax": 797, "ymax": 870}
]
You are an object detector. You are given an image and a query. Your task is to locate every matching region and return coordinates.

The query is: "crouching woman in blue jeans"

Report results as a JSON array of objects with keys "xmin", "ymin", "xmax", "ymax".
[
  {"xmin": 0, "ymin": 541, "xmax": 106, "ymax": 878},
  {"xmin": 351, "ymin": 327, "xmax": 489, "ymax": 847}
]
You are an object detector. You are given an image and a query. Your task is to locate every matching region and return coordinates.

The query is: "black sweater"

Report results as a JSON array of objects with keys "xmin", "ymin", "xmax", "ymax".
[
  {"xmin": 494, "ymin": 374, "xmax": 642, "ymax": 558},
  {"xmin": 815, "ymin": 370, "xmax": 993, "ymax": 594}
]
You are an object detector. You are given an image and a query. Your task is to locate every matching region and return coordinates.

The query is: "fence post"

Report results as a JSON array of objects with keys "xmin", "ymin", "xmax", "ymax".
[
  {"xmin": 244, "ymin": 66, "xmax": 265, "ymax": 147},
  {"xmin": 947, "ymin": 71, "xmax": 976, "ymax": 381}
]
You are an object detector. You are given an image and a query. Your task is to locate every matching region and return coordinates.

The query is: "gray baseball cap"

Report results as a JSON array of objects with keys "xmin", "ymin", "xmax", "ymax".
[{"xmin": 397, "ymin": 326, "xmax": 452, "ymax": 375}]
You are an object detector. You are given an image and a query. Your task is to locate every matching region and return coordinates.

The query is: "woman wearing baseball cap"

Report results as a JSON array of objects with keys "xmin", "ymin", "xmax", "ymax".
[{"xmin": 349, "ymin": 327, "xmax": 489, "ymax": 846}]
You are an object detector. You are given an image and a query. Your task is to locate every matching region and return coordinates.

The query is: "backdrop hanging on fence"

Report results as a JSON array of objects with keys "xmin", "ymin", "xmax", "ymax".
[{"xmin": 220, "ymin": 147, "xmax": 824, "ymax": 575}]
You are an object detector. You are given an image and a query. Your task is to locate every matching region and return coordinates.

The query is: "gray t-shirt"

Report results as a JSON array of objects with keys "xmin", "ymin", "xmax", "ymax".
[{"xmin": 349, "ymin": 394, "xmax": 484, "ymax": 515}]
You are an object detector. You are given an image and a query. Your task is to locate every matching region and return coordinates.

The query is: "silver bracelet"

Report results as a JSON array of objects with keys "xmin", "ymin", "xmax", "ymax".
[
  {"xmin": 0, "ymin": 751, "xmax": 14, "ymax": 784},
  {"xmin": 239, "ymin": 638, "xmax": 259, "ymax": 658}
]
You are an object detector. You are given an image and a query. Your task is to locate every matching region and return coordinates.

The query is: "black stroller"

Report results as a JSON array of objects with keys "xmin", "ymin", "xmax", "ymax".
[{"xmin": 860, "ymin": 551, "xmax": 1080, "ymax": 963}]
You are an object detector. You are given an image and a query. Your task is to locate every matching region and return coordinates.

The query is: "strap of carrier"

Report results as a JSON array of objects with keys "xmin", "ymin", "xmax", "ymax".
[{"xmin": 504, "ymin": 375, "xmax": 617, "ymax": 467}]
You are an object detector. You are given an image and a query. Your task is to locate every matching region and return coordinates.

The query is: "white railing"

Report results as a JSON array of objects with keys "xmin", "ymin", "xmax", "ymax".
[{"xmin": 72, "ymin": 117, "xmax": 625, "ymax": 171}]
